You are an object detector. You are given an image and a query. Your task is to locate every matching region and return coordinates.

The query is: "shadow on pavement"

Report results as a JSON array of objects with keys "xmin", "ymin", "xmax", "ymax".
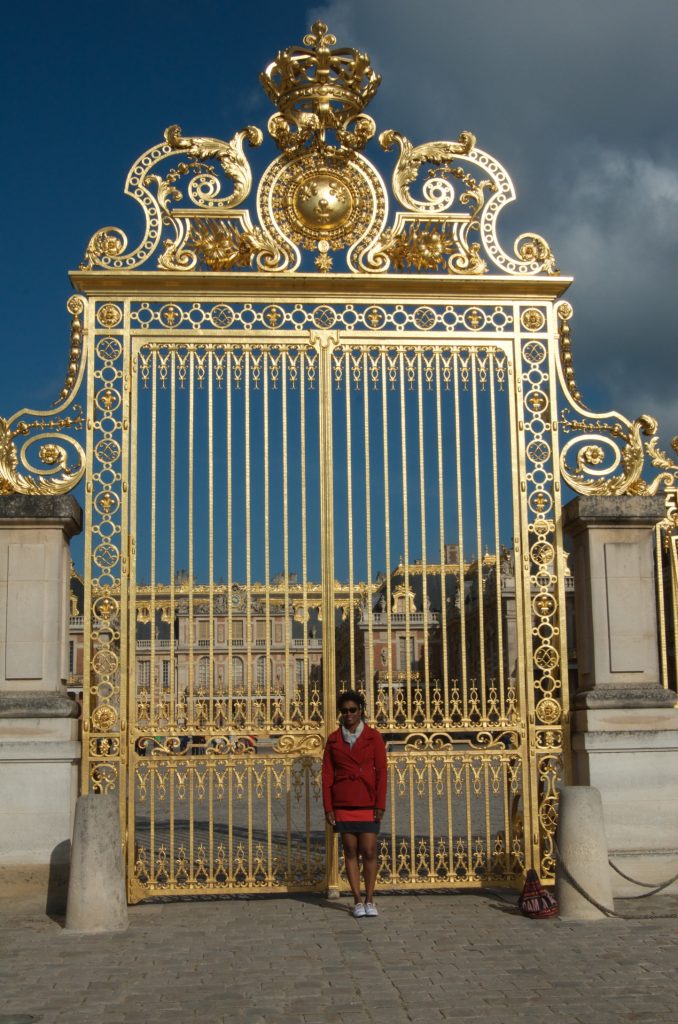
[{"xmin": 45, "ymin": 840, "xmax": 71, "ymax": 926}]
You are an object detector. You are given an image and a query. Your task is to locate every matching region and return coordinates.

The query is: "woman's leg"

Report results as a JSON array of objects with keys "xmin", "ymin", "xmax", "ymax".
[
  {"xmin": 341, "ymin": 832, "xmax": 362, "ymax": 903},
  {"xmin": 358, "ymin": 832, "xmax": 378, "ymax": 904}
]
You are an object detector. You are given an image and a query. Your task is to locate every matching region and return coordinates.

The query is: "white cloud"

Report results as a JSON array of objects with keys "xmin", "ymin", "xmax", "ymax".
[
  {"xmin": 545, "ymin": 146, "xmax": 678, "ymax": 434},
  {"xmin": 305, "ymin": 0, "xmax": 678, "ymax": 438}
]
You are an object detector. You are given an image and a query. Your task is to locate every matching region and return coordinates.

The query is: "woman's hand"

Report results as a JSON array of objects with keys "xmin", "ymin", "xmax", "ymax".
[
  {"xmin": 375, "ymin": 808, "xmax": 384, "ymax": 822},
  {"xmin": 325, "ymin": 811, "xmax": 336, "ymax": 826}
]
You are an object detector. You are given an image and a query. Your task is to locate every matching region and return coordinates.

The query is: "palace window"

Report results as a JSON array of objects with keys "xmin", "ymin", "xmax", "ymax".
[
  {"xmin": 398, "ymin": 636, "xmax": 416, "ymax": 672},
  {"xmin": 230, "ymin": 657, "xmax": 244, "ymax": 692}
]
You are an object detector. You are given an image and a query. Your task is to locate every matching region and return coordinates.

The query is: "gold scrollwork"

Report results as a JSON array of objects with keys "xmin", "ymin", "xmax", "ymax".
[
  {"xmin": 162, "ymin": 124, "xmax": 263, "ymax": 208},
  {"xmin": 90, "ymin": 763, "xmax": 118, "ymax": 795},
  {"xmin": 560, "ymin": 412, "xmax": 678, "ymax": 496},
  {"xmin": 380, "ymin": 130, "xmax": 477, "ymax": 212},
  {"xmin": 514, "ymin": 233, "xmax": 558, "ymax": 275},
  {"xmin": 271, "ymin": 733, "xmax": 323, "ymax": 756},
  {"xmin": 0, "ymin": 414, "xmax": 85, "ymax": 495},
  {"xmin": 557, "ymin": 305, "xmax": 678, "ymax": 496},
  {"xmin": 404, "ymin": 731, "xmax": 520, "ymax": 751}
]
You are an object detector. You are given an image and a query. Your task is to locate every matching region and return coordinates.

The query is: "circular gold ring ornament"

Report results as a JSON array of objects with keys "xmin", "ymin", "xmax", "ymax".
[
  {"xmin": 93, "ymin": 595, "xmax": 119, "ymax": 621},
  {"xmin": 534, "ymin": 644, "xmax": 559, "ymax": 671},
  {"xmin": 521, "ymin": 308, "xmax": 545, "ymax": 332},
  {"xmin": 535, "ymin": 697, "xmax": 561, "ymax": 725},
  {"xmin": 259, "ymin": 150, "xmax": 385, "ymax": 258},
  {"xmin": 91, "ymin": 704, "xmax": 118, "ymax": 733},
  {"xmin": 97, "ymin": 303, "xmax": 122, "ymax": 329}
]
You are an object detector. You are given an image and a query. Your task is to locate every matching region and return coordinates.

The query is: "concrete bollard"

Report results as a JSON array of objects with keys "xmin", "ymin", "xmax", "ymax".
[
  {"xmin": 65, "ymin": 793, "xmax": 128, "ymax": 932},
  {"xmin": 555, "ymin": 785, "xmax": 614, "ymax": 920}
]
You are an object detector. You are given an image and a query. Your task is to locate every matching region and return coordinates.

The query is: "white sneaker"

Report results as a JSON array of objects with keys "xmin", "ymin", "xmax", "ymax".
[
  {"xmin": 364, "ymin": 902, "xmax": 379, "ymax": 917},
  {"xmin": 352, "ymin": 902, "xmax": 366, "ymax": 918}
]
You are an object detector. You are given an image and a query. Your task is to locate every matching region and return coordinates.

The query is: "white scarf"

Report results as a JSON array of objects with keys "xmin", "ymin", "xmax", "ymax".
[{"xmin": 341, "ymin": 719, "xmax": 364, "ymax": 748}]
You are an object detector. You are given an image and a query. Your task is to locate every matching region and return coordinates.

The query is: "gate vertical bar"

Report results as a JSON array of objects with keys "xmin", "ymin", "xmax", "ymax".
[
  {"xmin": 416, "ymin": 352, "xmax": 430, "ymax": 724},
  {"xmin": 434, "ymin": 352, "xmax": 450, "ymax": 723},
  {"xmin": 316, "ymin": 329, "xmax": 338, "ymax": 896},
  {"xmin": 362, "ymin": 351, "xmax": 375, "ymax": 715},
  {"xmin": 488, "ymin": 353, "xmax": 506, "ymax": 718},
  {"xmin": 380, "ymin": 352, "xmax": 394, "ymax": 726},
  {"xmin": 124, "ymin": 312, "xmax": 137, "ymax": 894},
  {"xmin": 300, "ymin": 359, "xmax": 310, "ymax": 720},
  {"xmin": 344, "ymin": 349, "xmax": 355, "ymax": 692}
]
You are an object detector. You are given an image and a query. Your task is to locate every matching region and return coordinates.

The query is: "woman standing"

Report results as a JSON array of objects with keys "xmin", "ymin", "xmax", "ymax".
[{"xmin": 322, "ymin": 690, "xmax": 388, "ymax": 918}]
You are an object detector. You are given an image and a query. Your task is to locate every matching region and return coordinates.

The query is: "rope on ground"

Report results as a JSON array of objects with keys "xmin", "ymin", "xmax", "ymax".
[{"xmin": 608, "ymin": 858, "xmax": 678, "ymax": 898}]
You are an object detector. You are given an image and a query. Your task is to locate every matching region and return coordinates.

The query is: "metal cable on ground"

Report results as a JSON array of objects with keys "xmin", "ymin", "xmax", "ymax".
[
  {"xmin": 608, "ymin": 858, "xmax": 678, "ymax": 898},
  {"xmin": 488, "ymin": 850, "xmax": 678, "ymax": 919}
]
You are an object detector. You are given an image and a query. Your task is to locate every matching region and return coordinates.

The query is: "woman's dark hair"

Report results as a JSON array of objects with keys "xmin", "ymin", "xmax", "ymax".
[{"xmin": 337, "ymin": 689, "xmax": 366, "ymax": 714}]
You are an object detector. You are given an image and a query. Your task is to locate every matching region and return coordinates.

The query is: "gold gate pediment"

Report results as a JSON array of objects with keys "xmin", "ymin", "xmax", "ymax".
[{"xmin": 78, "ymin": 21, "xmax": 558, "ymax": 281}]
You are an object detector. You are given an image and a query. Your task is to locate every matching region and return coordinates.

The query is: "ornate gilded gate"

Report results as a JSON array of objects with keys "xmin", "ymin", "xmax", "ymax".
[{"xmin": 4, "ymin": 23, "xmax": 678, "ymax": 902}]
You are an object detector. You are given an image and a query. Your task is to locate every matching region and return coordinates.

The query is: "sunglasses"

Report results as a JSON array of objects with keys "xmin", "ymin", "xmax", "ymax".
[{"xmin": 340, "ymin": 706, "xmax": 360, "ymax": 714}]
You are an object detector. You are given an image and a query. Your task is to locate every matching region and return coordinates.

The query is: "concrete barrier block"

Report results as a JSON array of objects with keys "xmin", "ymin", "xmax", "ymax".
[
  {"xmin": 555, "ymin": 785, "xmax": 614, "ymax": 920},
  {"xmin": 65, "ymin": 793, "xmax": 128, "ymax": 932}
]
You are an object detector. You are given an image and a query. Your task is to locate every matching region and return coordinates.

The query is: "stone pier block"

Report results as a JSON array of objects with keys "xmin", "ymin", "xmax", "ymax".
[
  {"xmin": 555, "ymin": 785, "xmax": 614, "ymax": 920},
  {"xmin": 65, "ymin": 794, "xmax": 128, "ymax": 932},
  {"xmin": 564, "ymin": 494, "xmax": 678, "ymax": 896}
]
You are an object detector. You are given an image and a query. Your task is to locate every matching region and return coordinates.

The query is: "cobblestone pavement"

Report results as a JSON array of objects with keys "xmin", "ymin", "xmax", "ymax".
[{"xmin": 1, "ymin": 882, "xmax": 678, "ymax": 1024}]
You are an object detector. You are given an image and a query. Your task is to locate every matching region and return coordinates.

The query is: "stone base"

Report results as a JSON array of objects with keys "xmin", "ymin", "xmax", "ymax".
[
  {"xmin": 574, "ymin": 685, "xmax": 676, "ymax": 709},
  {"xmin": 0, "ymin": 717, "xmax": 80, "ymax": 865},
  {"xmin": 572, "ymin": 707, "xmax": 678, "ymax": 896},
  {"xmin": 0, "ymin": 691, "xmax": 79, "ymax": 718}
]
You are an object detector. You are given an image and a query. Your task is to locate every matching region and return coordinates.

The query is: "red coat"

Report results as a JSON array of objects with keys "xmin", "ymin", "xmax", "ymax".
[{"xmin": 322, "ymin": 724, "xmax": 388, "ymax": 812}]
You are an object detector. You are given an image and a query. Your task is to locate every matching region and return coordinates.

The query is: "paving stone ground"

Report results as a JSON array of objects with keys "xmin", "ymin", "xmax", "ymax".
[{"xmin": 1, "ymin": 878, "xmax": 678, "ymax": 1024}]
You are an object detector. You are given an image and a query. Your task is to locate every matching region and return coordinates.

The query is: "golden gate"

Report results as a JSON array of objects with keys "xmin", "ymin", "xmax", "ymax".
[{"xmin": 4, "ymin": 23, "xmax": 678, "ymax": 902}]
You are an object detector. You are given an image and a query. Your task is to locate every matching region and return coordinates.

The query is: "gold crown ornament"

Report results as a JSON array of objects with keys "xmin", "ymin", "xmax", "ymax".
[{"xmin": 260, "ymin": 22, "xmax": 381, "ymax": 153}]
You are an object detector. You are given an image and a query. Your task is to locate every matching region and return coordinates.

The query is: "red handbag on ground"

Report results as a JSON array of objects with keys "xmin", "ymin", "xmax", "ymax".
[{"xmin": 519, "ymin": 869, "xmax": 559, "ymax": 919}]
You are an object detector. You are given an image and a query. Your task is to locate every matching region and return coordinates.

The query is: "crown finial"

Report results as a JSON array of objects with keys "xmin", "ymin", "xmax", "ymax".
[{"xmin": 260, "ymin": 22, "xmax": 381, "ymax": 153}]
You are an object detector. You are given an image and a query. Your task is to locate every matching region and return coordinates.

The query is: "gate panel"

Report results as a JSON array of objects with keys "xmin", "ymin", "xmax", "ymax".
[
  {"xmin": 128, "ymin": 333, "xmax": 328, "ymax": 899},
  {"xmin": 328, "ymin": 325, "xmax": 528, "ymax": 886}
]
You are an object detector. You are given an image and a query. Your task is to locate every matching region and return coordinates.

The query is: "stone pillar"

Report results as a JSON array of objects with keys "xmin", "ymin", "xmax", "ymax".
[
  {"xmin": 0, "ymin": 495, "xmax": 82, "ymax": 870},
  {"xmin": 564, "ymin": 495, "xmax": 678, "ymax": 895}
]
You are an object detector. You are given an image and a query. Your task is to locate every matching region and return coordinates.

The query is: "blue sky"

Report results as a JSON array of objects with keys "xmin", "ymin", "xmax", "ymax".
[{"xmin": 2, "ymin": 0, "xmax": 677, "ymax": 537}]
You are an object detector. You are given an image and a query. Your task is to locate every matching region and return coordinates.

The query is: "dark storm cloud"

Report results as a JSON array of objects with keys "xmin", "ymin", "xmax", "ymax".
[{"xmin": 308, "ymin": 0, "xmax": 678, "ymax": 436}]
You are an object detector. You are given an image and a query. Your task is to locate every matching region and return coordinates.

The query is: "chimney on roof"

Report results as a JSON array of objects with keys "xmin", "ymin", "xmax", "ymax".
[{"xmin": 444, "ymin": 543, "xmax": 460, "ymax": 565}]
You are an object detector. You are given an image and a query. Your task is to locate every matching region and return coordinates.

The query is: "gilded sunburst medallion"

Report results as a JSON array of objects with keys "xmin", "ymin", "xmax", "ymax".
[{"xmin": 259, "ymin": 150, "xmax": 385, "ymax": 258}]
